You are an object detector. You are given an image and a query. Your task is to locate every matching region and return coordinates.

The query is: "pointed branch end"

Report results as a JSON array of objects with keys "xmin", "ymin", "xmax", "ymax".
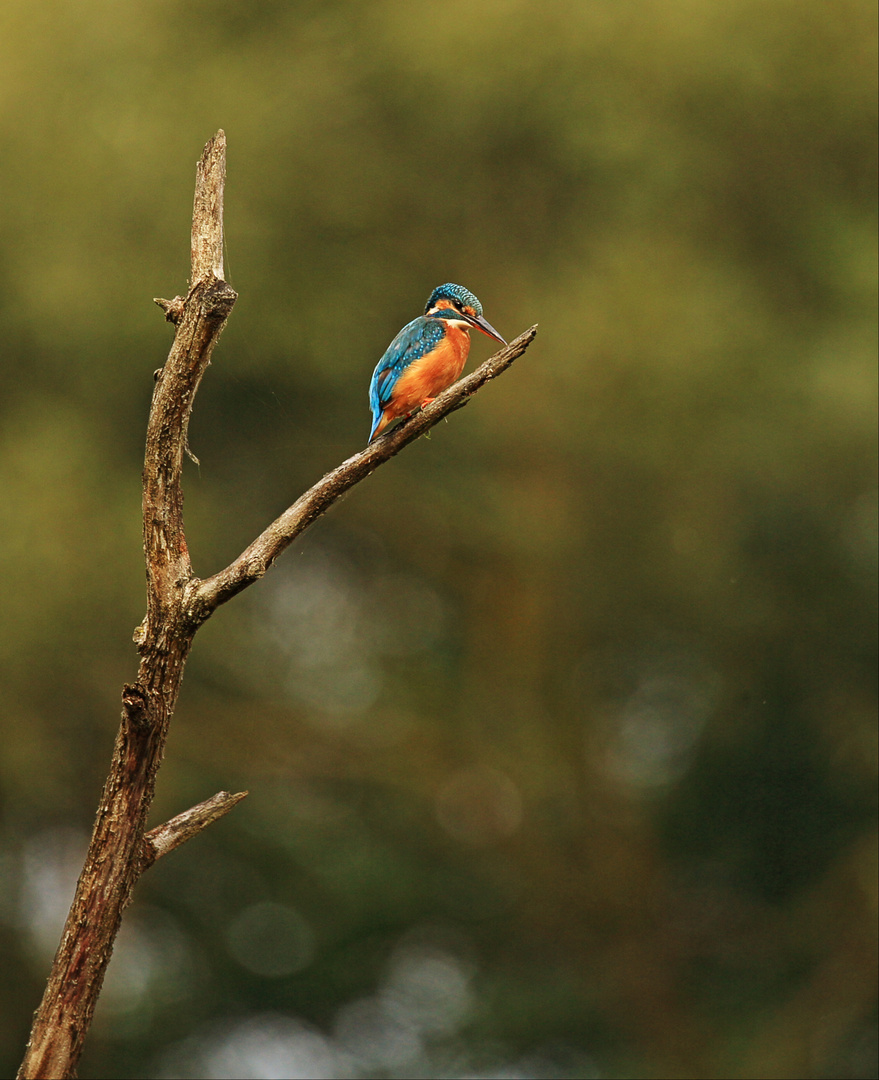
[
  {"xmin": 192, "ymin": 131, "xmax": 228, "ymax": 282},
  {"xmin": 512, "ymin": 324, "xmax": 538, "ymax": 348},
  {"xmin": 204, "ymin": 129, "xmax": 226, "ymax": 157},
  {"xmin": 141, "ymin": 790, "xmax": 248, "ymax": 868}
]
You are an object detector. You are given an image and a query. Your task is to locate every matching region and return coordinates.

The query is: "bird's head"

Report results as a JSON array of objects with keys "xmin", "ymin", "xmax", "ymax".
[{"xmin": 425, "ymin": 283, "xmax": 507, "ymax": 345}]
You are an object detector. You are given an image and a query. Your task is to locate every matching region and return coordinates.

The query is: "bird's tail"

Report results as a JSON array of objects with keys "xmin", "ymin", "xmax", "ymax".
[{"xmin": 369, "ymin": 411, "xmax": 389, "ymax": 442}]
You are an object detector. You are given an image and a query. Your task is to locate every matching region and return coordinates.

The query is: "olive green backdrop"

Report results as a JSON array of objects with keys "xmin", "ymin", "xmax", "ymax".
[{"xmin": 1, "ymin": 1, "xmax": 876, "ymax": 1077}]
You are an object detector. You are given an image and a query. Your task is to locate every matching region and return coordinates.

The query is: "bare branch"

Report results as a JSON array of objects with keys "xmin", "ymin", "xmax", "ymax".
[
  {"xmin": 142, "ymin": 132, "xmax": 236, "ymax": 625},
  {"xmin": 191, "ymin": 130, "xmax": 227, "ymax": 281},
  {"xmin": 192, "ymin": 324, "xmax": 538, "ymax": 616},
  {"xmin": 140, "ymin": 791, "xmax": 249, "ymax": 869},
  {"xmin": 17, "ymin": 131, "xmax": 240, "ymax": 1080}
]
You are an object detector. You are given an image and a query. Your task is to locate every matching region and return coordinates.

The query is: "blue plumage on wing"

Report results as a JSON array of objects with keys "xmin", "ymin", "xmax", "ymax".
[{"xmin": 369, "ymin": 316, "xmax": 446, "ymax": 415}]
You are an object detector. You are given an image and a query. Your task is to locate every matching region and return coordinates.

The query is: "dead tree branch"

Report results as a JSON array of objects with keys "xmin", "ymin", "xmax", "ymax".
[
  {"xmin": 17, "ymin": 130, "xmax": 537, "ymax": 1079},
  {"xmin": 140, "ymin": 791, "xmax": 249, "ymax": 869},
  {"xmin": 17, "ymin": 129, "xmax": 238, "ymax": 1080}
]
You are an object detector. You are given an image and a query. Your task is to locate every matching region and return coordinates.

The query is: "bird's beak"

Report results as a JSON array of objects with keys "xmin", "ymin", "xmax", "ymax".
[{"xmin": 464, "ymin": 312, "xmax": 507, "ymax": 346}]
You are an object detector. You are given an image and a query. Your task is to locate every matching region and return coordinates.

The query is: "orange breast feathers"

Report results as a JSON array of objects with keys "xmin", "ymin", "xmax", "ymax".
[{"xmin": 385, "ymin": 324, "xmax": 471, "ymax": 419}]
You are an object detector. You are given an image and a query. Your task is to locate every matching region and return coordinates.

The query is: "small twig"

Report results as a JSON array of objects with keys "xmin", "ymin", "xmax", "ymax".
[
  {"xmin": 154, "ymin": 296, "xmax": 185, "ymax": 324},
  {"xmin": 141, "ymin": 791, "xmax": 249, "ymax": 869}
]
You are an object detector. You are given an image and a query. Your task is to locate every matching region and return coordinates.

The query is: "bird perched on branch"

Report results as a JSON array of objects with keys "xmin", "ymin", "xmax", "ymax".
[{"xmin": 368, "ymin": 283, "xmax": 506, "ymax": 442}]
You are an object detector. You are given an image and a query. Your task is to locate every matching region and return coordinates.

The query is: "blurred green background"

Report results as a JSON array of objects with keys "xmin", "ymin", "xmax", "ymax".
[{"xmin": 1, "ymin": 1, "xmax": 876, "ymax": 1077}]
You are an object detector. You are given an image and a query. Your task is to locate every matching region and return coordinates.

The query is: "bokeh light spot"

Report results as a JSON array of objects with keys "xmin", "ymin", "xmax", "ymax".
[
  {"xmin": 435, "ymin": 766, "xmax": 524, "ymax": 845},
  {"xmin": 226, "ymin": 902, "xmax": 316, "ymax": 978}
]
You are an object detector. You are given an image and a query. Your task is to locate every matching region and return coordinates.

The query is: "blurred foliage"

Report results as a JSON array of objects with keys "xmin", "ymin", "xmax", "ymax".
[{"xmin": 0, "ymin": 0, "xmax": 876, "ymax": 1077}]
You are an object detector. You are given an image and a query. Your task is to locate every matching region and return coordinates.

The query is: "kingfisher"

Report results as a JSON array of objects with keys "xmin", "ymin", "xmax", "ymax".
[{"xmin": 368, "ymin": 283, "xmax": 507, "ymax": 442}]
